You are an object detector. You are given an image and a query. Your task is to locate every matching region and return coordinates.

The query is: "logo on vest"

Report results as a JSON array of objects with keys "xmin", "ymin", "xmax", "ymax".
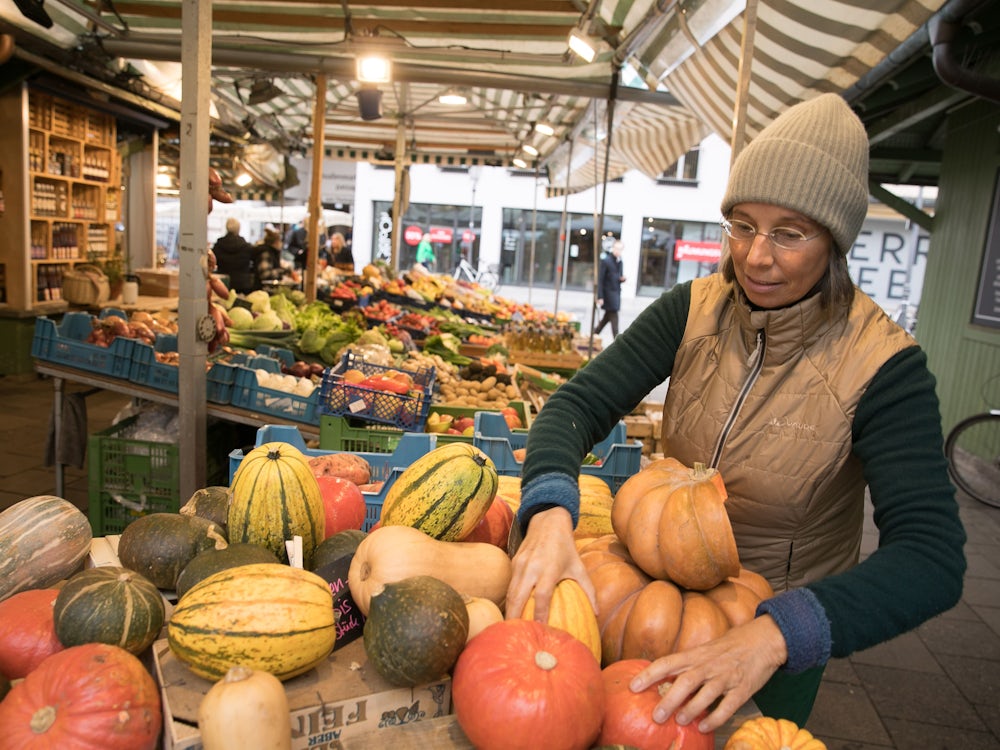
[{"xmin": 765, "ymin": 417, "xmax": 818, "ymax": 438}]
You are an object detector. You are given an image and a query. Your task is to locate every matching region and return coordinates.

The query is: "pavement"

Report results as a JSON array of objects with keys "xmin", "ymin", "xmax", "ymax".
[{"xmin": 1, "ymin": 282, "xmax": 998, "ymax": 749}]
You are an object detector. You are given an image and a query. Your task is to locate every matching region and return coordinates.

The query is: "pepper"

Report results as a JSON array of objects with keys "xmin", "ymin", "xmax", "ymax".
[{"xmin": 357, "ymin": 375, "xmax": 411, "ymax": 394}]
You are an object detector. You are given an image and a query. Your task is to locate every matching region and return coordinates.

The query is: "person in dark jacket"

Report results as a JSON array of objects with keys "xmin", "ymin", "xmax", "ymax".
[
  {"xmin": 212, "ymin": 217, "xmax": 255, "ymax": 294},
  {"xmin": 253, "ymin": 227, "xmax": 284, "ymax": 290},
  {"xmin": 285, "ymin": 221, "xmax": 308, "ymax": 270},
  {"xmin": 329, "ymin": 231, "xmax": 355, "ymax": 273},
  {"xmin": 594, "ymin": 239, "xmax": 626, "ymax": 337}
]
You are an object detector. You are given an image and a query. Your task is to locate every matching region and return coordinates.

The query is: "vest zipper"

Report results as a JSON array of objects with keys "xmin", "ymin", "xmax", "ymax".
[{"xmin": 710, "ymin": 328, "xmax": 766, "ymax": 468}]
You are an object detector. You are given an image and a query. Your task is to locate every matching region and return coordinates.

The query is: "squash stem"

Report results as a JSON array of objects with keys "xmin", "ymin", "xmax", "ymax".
[
  {"xmin": 534, "ymin": 650, "xmax": 558, "ymax": 671},
  {"xmin": 30, "ymin": 705, "xmax": 57, "ymax": 734}
]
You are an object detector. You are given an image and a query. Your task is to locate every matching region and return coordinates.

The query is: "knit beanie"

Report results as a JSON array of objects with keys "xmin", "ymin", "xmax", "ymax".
[{"xmin": 721, "ymin": 93, "xmax": 869, "ymax": 255}]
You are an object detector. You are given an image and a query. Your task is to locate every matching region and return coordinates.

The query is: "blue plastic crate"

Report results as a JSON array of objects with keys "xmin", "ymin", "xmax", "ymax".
[
  {"xmin": 32, "ymin": 310, "xmax": 135, "ymax": 378},
  {"xmin": 129, "ymin": 334, "xmax": 179, "ymax": 392},
  {"xmin": 228, "ymin": 424, "xmax": 436, "ymax": 531},
  {"xmin": 473, "ymin": 412, "xmax": 641, "ymax": 492},
  {"xmin": 318, "ymin": 352, "xmax": 436, "ymax": 431},
  {"xmin": 230, "ymin": 358, "xmax": 321, "ymax": 425}
]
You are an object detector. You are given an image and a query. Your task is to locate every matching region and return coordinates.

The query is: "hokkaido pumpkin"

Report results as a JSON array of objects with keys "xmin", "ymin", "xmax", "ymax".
[
  {"xmin": 348, "ymin": 524, "xmax": 511, "ymax": 615},
  {"xmin": 579, "ymin": 535, "xmax": 773, "ymax": 665},
  {"xmin": 0, "ymin": 588, "xmax": 63, "ymax": 678},
  {"xmin": 198, "ymin": 665, "xmax": 291, "ymax": 750},
  {"xmin": 452, "ymin": 619, "xmax": 605, "ymax": 750},
  {"xmin": 520, "ymin": 578, "xmax": 602, "ymax": 663},
  {"xmin": 229, "ymin": 441, "xmax": 325, "ymax": 569},
  {"xmin": 724, "ymin": 716, "xmax": 827, "ymax": 750},
  {"xmin": 612, "ymin": 458, "xmax": 738, "ymax": 590},
  {"xmin": 379, "ymin": 442, "xmax": 498, "ymax": 541},
  {"xmin": 459, "ymin": 493, "xmax": 515, "ymax": 550},
  {"xmin": 0, "ymin": 495, "xmax": 92, "ymax": 602},
  {"xmin": 599, "ymin": 659, "xmax": 713, "ymax": 749},
  {"xmin": 0, "ymin": 643, "xmax": 161, "ymax": 750}
]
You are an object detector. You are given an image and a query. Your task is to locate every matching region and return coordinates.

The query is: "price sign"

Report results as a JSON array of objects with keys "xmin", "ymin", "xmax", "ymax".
[{"xmin": 314, "ymin": 556, "xmax": 365, "ymax": 649}]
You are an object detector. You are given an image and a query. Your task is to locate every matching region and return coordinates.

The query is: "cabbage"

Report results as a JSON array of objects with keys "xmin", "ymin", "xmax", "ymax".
[
  {"xmin": 246, "ymin": 290, "xmax": 271, "ymax": 314},
  {"xmin": 252, "ymin": 311, "xmax": 283, "ymax": 331},
  {"xmin": 228, "ymin": 306, "xmax": 255, "ymax": 330}
]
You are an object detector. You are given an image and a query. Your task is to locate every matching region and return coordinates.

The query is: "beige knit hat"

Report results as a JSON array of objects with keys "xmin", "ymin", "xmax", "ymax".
[{"xmin": 721, "ymin": 93, "xmax": 870, "ymax": 255}]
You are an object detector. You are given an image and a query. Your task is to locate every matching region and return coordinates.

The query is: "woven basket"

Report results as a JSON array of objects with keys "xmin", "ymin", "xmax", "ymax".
[{"xmin": 63, "ymin": 264, "xmax": 111, "ymax": 306}]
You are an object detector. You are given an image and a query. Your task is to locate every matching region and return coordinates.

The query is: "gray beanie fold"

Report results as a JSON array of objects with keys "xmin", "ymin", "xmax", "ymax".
[{"xmin": 721, "ymin": 94, "xmax": 870, "ymax": 255}]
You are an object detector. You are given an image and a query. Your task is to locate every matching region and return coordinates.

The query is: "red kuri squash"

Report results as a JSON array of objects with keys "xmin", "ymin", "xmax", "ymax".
[{"xmin": 0, "ymin": 588, "xmax": 63, "ymax": 678}]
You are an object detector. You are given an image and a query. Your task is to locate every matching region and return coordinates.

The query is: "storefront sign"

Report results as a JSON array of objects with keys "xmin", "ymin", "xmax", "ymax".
[
  {"xmin": 431, "ymin": 226, "xmax": 454, "ymax": 243},
  {"xmin": 461, "ymin": 228, "xmax": 475, "ymax": 243},
  {"xmin": 404, "ymin": 225, "xmax": 424, "ymax": 245},
  {"xmin": 674, "ymin": 240, "xmax": 721, "ymax": 263}
]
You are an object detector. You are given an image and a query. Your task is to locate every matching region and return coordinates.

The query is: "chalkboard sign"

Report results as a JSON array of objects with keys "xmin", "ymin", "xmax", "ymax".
[
  {"xmin": 973, "ymin": 169, "xmax": 1000, "ymax": 329},
  {"xmin": 314, "ymin": 557, "xmax": 365, "ymax": 649}
]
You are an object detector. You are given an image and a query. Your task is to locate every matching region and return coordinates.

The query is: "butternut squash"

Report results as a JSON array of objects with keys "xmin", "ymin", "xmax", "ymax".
[
  {"xmin": 198, "ymin": 665, "xmax": 291, "ymax": 750},
  {"xmin": 348, "ymin": 525, "xmax": 511, "ymax": 615},
  {"xmin": 462, "ymin": 594, "xmax": 504, "ymax": 642}
]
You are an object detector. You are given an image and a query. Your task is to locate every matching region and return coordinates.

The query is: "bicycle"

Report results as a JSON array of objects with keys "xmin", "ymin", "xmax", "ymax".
[
  {"xmin": 944, "ymin": 375, "xmax": 1000, "ymax": 508},
  {"xmin": 453, "ymin": 256, "xmax": 501, "ymax": 292}
]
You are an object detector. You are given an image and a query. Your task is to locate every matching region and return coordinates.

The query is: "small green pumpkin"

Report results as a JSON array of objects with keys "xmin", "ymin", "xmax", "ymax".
[
  {"xmin": 175, "ymin": 543, "xmax": 280, "ymax": 599},
  {"xmin": 363, "ymin": 575, "xmax": 469, "ymax": 687},
  {"xmin": 311, "ymin": 529, "xmax": 367, "ymax": 571},
  {"xmin": 180, "ymin": 486, "xmax": 232, "ymax": 533},
  {"xmin": 117, "ymin": 512, "xmax": 228, "ymax": 590},
  {"xmin": 54, "ymin": 566, "xmax": 165, "ymax": 655}
]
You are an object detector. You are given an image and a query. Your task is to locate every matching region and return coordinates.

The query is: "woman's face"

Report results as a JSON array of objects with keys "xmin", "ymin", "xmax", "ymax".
[{"xmin": 728, "ymin": 203, "xmax": 832, "ymax": 309}]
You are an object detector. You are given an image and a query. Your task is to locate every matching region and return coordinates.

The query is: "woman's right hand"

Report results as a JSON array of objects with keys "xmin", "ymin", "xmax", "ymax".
[{"xmin": 505, "ymin": 506, "xmax": 597, "ymax": 623}]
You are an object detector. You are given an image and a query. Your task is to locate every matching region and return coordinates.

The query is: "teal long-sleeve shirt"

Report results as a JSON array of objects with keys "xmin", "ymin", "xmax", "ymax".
[{"xmin": 518, "ymin": 280, "xmax": 966, "ymax": 670}]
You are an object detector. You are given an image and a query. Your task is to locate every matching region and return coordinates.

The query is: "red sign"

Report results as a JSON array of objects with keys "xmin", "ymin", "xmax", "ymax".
[
  {"xmin": 430, "ymin": 226, "xmax": 454, "ymax": 243},
  {"xmin": 404, "ymin": 225, "xmax": 424, "ymax": 245},
  {"xmin": 461, "ymin": 229, "xmax": 475, "ymax": 243},
  {"xmin": 674, "ymin": 240, "xmax": 721, "ymax": 263}
]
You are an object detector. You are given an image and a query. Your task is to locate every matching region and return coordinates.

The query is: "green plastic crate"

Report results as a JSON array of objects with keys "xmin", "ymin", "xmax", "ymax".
[
  {"xmin": 87, "ymin": 415, "xmax": 180, "ymax": 536},
  {"xmin": 319, "ymin": 415, "xmax": 406, "ymax": 454}
]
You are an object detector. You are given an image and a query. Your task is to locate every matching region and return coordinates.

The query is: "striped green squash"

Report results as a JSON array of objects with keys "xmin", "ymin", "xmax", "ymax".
[
  {"xmin": 229, "ymin": 441, "xmax": 325, "ymax": 569},
  {"xmin": 167, "ymin": 563, "xmax": 335, "ymax": 681},
  {"xmin": 54, "ymin": 566, "xmax": 165, "ymax": 655},
  {"xmin": 380, "ymin": 443, "xmax": 499, "ymax": 541},
  {"xmin": 0, "ymin": 495, "xmax": 92, "ymax": 603}
]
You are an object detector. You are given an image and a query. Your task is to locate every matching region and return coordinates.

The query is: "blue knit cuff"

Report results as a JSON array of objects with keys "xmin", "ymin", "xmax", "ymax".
[
  {"xmin": 755, "ymin": 588, "xmax": 831, "ymax": 673},
  {"xmin": 516, "ymin": 473, "xmax": 580, "ymax": 534}
]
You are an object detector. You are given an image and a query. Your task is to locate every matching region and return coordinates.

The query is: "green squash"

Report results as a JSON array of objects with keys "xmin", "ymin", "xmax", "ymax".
[
  {"xmin": 179, "ymin": 486, "xmax": 232, "ymax": 534},
  {"xmin": 311, "ymin": 529, "xmax": 367, "ymax": 571},
  {"xmin": 175, "ymin": 543, "xmax": 280, "ymax": 599},
  {"xmin": 54, "ymin": 566, "xmax": 165, "ymax": 655},
  {"xmin": 117, "ymin": 512, "xmax": 228, "ymax": 590},
  {"xmin": 363, "ymin": 575, "xmax": 469, "ymax": 687}
]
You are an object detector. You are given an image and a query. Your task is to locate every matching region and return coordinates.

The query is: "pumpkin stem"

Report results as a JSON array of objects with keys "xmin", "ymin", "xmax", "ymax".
[
  {"xmin": 692, "ymin": 461, "xmax": 707, "ymax": 477},
  {"xmin": 267, "ymin": 448, "xmax": 283, "ymax": 461},
  {"xmin": 224, "ymin": 665, "xmax": 254, "ymax": 683},
  {"xmin": 30, "ymin": 706, "xmax": 57, "ymax": 734},
  {"xmin": 534, "ymin": 650, "xmax": 558, "ymax": 671}
]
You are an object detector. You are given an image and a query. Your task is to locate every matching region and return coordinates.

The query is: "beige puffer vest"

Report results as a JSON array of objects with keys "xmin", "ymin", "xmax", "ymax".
[{"xmin": 661, "ymin": 275, "xmax": 914, "ymax": 592}]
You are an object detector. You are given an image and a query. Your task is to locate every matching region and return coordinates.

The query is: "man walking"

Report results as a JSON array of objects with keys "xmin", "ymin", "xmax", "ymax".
[{"xmin": 595, "ymin": 240, "xmax": 626, "ymax": 337}]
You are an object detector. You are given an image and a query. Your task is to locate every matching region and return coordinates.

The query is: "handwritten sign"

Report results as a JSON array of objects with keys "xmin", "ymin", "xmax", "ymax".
[{"xmin": 314, "ymin": 557, "xmax": 365, "ymax": 649}]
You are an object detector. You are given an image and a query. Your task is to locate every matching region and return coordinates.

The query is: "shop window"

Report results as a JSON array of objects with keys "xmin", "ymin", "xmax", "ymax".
[
  {"xmin": 637, "ymin": 217, "xmax": 721, "ymax": 296},
  {"xmin": 657, "ymin": 147, "xmax": 700, "ymax": 185},
  {"xmin": 373, "ymin": 200, "xmax": 482, "ymax": 272}
]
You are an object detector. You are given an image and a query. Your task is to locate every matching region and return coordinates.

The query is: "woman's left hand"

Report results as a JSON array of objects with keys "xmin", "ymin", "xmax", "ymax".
[{"xmin": 629, "ymin": 615, "xmax": 788, "ymax": 733}]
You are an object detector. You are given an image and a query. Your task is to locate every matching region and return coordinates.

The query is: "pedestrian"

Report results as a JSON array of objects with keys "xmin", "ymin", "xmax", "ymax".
[
  {"xmin": 504, "ymin": 94, "xmax": 966, "ymax": 732},
  {"xmin": 329, "ymin": 231, "xmax": 355, "ymax": 273},
  {"xmin": 595, "ymin": 240, "xmax": 626, "ymax": 337},
  {"xmin": 211, "ymin": 216, "xmax": 255, "ymax": 294},
  {"xmin": 284, "ymin": 220, "xmax": 308, "ymax": 270},
  {"xmin": 416, "ymin": 232, "xmax": 436, "ymax": 270},
  {"xmin": 253, "ymin": 227, "xmax": 284, "ymax": 290}
]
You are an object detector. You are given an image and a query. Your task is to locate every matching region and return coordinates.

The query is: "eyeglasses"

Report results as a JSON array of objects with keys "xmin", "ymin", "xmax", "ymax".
[{"xmin": 720, "ymin": 218, "xmax": 824, "ymax": 250}]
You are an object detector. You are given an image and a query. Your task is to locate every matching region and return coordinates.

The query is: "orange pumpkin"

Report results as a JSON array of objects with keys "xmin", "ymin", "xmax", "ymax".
[
  {"xmin": 724, "ymin": 716, "xmax": 827, "ymax": 750},
  {"xmin": 611, "ymin": 458, "xmax": 738, "ymax": 590},
  {"xmin": 520, "ymin": 578, "xmax": 602, "ymax": 663},
  {"xmin": 579, "ymin": 535, "xmax": 773, "ymax": 666}
]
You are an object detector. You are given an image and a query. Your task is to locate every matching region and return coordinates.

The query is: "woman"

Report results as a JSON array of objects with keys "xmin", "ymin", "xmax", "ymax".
[
  {"xmin": 505, "ymin": 94, "xmax": 966, "ymax": 731},
  {"xmin": 329, "ymin": 231, "xmax": 355, "ymax": 273}
]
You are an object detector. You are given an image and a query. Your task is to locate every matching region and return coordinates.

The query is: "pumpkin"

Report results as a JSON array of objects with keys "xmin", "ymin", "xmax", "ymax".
[
  {"xmin": 462, "ymin": 594, "xmax": 504, "ymax": 642},
  {"xmin": 579, "ymin": 535, "xmax": 773, "ymax": 665},
  {"xmin": 348, "ymin": 524, "xmax": 511, "ymax": 615},
  {"xmin": 0, "ymin": 643, "xmax": 161, "ymax": 750},
  {"xmin": 452, "ymin": 619, "xmax": 605, "ymax": 750},
  {"xmin": 379, "ymin": 442, "xmax": 499, "ymax": 541},
  {"xmin": 168, "ymin": 563, "xmax": 335, "ymax": 681},
  {"xmin": 520, "ymin": 578, "xmax": 602, "ymax": 663},
  {"xmin": 117, "ymin": 512, "xmax": 228, "ymax": 590},
  {"xmin": 459, "ymin": 493, "xmax": 515, "ymax": 550},
  {"xmin": 229, "ymin": 441, "xmax": 325, "ymax": 568},
  {"xmin": 0, "ymin": 672, "xmax": 8, "ymax": 702},
  {"xmin": 575, "ymin": 489, "xmax": 616, "ymax": 539},
  {"xmin": 175, "ymin": 543, "xmax": 280, "ymax": 598},
  {"xmin": 311, "ymin": 528, "xmax": 367, "ymax": 571},
  {"xmin": 0, "ymin": 588, "xmax": 63, "ymax": 678},
  {"xmin": 315, "ymin": 475, "xmax": 367, "ymax": 537},
  {"xmin": 612, "ymin": 458, "xmax": 739, "ymax": 590},
  {"xmin": 198, "ymin": 665, "xmax": 291, "ymax": 750},
  {"xmin": 54, "ymin": 566, "xmax": 165, "ymax": 655},
  {"xmin": 724, "ymin": 716, "xmax": 827, "ymax": 750},
  {"xmin": 308, "ymin": 452, "xmax": 372, "ymax": 485},
  {"xmin": 0, "ymin": 495, "xmax": 92, "ymax": 602},
  {"xmin": 363, "ymin": 575, "xmax": 469, "ymax": 686},
  {"xmin": 180, "ymin": 485, "xmax": 232, "ymax": 532},
  {"xmin": 599, "ymin": 659, "xmax": 714, "ymax": 749}
]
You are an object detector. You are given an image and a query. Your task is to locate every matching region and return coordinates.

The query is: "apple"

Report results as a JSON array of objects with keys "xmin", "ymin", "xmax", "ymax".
[
  {"xmin": 315, "ymin": 475, "xmax": 366, "ymax": 538},
  {"xmin": 453, "ymin": 416, "xmax": 475, "ymax": 433},
  {"xmin": 425, "ymin": 412, "xmax": 454, "ymax": 434},
  {"xmin": 500, "ymin": 407, "xmax": 523, "ymax": 430}
]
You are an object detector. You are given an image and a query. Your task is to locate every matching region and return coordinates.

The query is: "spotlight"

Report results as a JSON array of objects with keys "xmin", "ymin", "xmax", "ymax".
[
  {"xmin": 357, "ymin": 87, "xmax": 383, "ymax": 121},
  {"xmin": 512, "ymin": 157, "xmax": 528, "ymax": 169},
  {"xmin": 438, "ymin": 92, "xmax": 468, "ymax": 105},
  {"xmin": 247, "ymin": 79, "xmax": 284, "ymax": 105},
  {"xmin": 235, "ymin": 172, "xmax": 253, "ymax": 187},
  {"xmin": 568, "ymin": 28, "xmax": 597, "ymax": 63},
  {"xmin": 535, "ymin": 122, "xmax": 555, "ymax": 136},
  {"xmin": 522, "ymin": 143, "xmax": 539, "ymax": 156},
  {"xmin": 357, "ymin": 55, "xmax": 391, "ymax": 84}
]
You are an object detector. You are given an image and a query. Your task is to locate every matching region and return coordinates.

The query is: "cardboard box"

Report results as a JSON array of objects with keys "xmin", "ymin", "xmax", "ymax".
[
  {"xmin": 136, "ymin": 268, "xmax": 180, "ymax": 297},
  {"xmin": 624, "ymin": 414, "xmax": 654, "ymax": 439},
  {"xmin": 154, "ymin": 638, "xmax": 452, "ymax": 750}
]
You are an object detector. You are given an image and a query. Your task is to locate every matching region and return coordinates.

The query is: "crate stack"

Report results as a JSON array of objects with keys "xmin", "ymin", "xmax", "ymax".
[{"xmin": 624, "ymin": 401, "xmax": 664, "ymax": 458}]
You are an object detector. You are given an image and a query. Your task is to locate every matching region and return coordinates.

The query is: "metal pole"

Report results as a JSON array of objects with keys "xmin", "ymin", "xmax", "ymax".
[
  {"xmin": 553, "ymin": 137, "xmax": 575, "ymax": 315},
  {"xmin": 589, "ymin": 70, "xmax": 618, "ymax": 356},
  {"xmin": 528, "ymin": 163, "xmax": 540, "ymax": 306}
]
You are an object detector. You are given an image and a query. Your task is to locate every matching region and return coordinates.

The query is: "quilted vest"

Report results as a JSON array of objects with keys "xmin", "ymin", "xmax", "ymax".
[{"xmin": 661, "ymin": 275, "xmax": 914, "ymax": 592}]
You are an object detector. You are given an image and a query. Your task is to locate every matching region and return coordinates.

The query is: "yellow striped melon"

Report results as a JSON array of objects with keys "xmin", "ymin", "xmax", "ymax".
[
  {"xmin": 229, "ymin": 442, "xmax": 325, "ymax": 569},
  {"xmin": 379, "ymin": 443, "xmax": 498, "ymax": 541},
  {"xmin": 167, "ymin": 563, "xmax": 335, "ymax": 681}
]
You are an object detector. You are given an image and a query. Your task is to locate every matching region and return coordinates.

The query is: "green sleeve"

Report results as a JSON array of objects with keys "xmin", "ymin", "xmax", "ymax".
[
  {"xmin": 807, "ymin": 346, "xmax": 967, "ymax": 656},
  {"xmin": 517, "ymin": 281, "xmax": 692, "ymax": 528}
]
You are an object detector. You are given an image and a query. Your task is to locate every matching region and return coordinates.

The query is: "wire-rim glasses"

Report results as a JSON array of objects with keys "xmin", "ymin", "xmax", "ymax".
[{"xmin": 720, "ymin": 217, "xmax": 824, "ymax": 251}]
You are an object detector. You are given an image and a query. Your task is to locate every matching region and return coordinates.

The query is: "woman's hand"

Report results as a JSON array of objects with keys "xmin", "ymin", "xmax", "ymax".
[
  {"xmin": 630, "ymin": 615, "xmax": 788, "ymax": 733},
  {"xmin": 505, "ymin": 507, "xmax": 596, "ymax": 623}
]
